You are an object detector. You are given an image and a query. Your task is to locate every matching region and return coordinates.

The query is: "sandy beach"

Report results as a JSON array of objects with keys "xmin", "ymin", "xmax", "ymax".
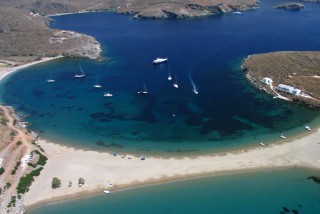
[
  {"xmin": 24, "ymin": 127, "xmax": 320, "ymax": 209},
  {"xmin": 0, "ymin": 56, "xmax": 63, "ymax": 82}
]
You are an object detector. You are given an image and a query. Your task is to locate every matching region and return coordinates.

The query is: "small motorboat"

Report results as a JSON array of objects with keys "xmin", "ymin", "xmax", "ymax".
[
  {"xmin": 232, "ymin": 11, "xmax": 243, "ymax": 15},
  {"xmin": 104, "ymin": 92, "xmax": 113, "ymax": 97},
  {"xmin": 103, "ymin": 190, "xmax": 110, "ymax": 194},
  {"xmin": 173, "ymin": 76, "xmax": 179, "ymax": 89},
  {"xmin": 280, "ymin": 134, "xmax": 286, "ymax": 139},
  {"xmin": 168, "ymin": 72, "xmax": 172, "ymax": 81},
  {"xmin": 193, "ymin": 87, "xmax": 198, "ymax": 95},
  {"xmin": 153, "ymin": 58, "xmax": 168, "ymax": 64},
  {"xmin": 305, "ymin": 126, "xmax": 311, "ymax": 131},
  {"xmin": 259, "ymin": 142, "xmax": 265, "ymax": 146}
]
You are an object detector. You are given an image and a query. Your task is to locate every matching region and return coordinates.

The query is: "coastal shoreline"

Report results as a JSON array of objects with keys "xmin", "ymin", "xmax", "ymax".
[
  {"xmin": 24, "ymin": 125, "xmax": 320, "ymax": 210},
  {"xmin": 0, "ymin": 56, "xmax": 319, "ymax": 212},
  {"xmin": 27, "ymin": 165, "xmax": 298, "ymax": 212},
  {"xmin": 0, "ymin": 56, "xmax": 64, "ymax": 83}
]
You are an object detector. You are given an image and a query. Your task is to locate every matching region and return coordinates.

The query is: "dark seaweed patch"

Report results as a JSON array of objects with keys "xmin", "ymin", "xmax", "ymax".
[
  {"xmin": 33, "ymin": 88, "xmax": 45, "ymax": 97},
  {"xmin": 67, "ymin": 95, "xmax": 77, "ymax": 100},
  {"xmin": 185, "ymin": 114, "xmax": 202, "ymax": 126},
  {"xmin": 96, "ymin": 141, "xmax": 124, "ymax": 148}
]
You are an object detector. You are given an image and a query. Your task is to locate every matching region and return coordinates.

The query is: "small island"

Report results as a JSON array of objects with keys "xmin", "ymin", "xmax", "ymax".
[
  {"xmin": 274, "ymin": 2, "xmax": 304, "ymax": 11},
  {"xmin": 241, "ymin": 51, "xmax": 320, "ymax": 109}
]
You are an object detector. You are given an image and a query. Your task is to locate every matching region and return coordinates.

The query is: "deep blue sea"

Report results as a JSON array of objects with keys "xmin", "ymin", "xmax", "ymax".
[
  {"xmin": 29, "ymin": 168, "xmax": 320, "ymax": 214},
  {"xmin": 0, "ymin": 0, "xmax": 318, "ymax": 213},
  {"xmin": 1, "ymin": 0, "xmax": 320, "ymax": 155}
]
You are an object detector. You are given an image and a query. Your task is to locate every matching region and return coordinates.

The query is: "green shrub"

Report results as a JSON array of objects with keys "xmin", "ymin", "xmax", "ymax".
[
  {"xmin": 16, "ymin": 167, "xmax": 43, "ymax": 194},
  {"xmin": 78, "ymin": 177, "xmax": 85, "ymax": 186},
  {"xmin": 27, "ymin": 163, "xmax": 36, "ymax": 168},
  {"xmin": 7, "ymin": 196, "xmax": 16, "ymax": 208},
  {"xmin": 0, "ymin": 118, "xmax": 8, "ymax": 125},
  {"xmin": 52, "ymin": 177, "xmax": 61, "ymax": 189},
  {"xmin": 16, "ymin": 141, "xmax": 22, "ymax": 145},
  {"xmin": 0, "ymin": 167, "xmax": 4, "ymax": 175},
  {"xmin": 35, "ymin": 150, "xmax": 48, "ymax": 166},
  {"xmin": 5, "ymin": 182, "xmax": 11, "ymax": 189}
]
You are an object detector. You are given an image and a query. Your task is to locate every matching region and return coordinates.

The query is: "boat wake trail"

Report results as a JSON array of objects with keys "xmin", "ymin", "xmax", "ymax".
[{"xmin": 189, "ymin": 72, "xmax": 198, "ymax": 94}]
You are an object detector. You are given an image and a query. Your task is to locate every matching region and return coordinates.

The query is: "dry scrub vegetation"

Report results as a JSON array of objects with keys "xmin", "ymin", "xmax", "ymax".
[{"xmin": 242, "ymin": 51, "xmax": 320, "ymax": 108}]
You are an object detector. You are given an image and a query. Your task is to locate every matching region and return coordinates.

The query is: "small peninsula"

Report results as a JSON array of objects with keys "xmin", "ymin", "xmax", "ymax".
[
  {"xmin": 242, "ymin": 51, "xmax": 320, "ymax": 109},
  {"xmin": 274, "ymin": 2, "xmax": 304, "ymax": 10},
  {"xmin": 0, "ymin": 7, "xmax": 102, "ymax": 65}
]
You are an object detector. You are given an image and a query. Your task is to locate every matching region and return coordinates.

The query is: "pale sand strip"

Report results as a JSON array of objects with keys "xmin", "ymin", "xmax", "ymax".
[
  {"xmin": 24, "ymin": 128, "xmax": 320, "ymax": 208},
  {"xmin": 0, "ymin": 56, "xmax": 63, "ymax": 82}
]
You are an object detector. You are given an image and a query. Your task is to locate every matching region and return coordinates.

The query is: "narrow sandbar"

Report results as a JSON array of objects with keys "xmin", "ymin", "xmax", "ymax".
[{"xmin": 24, "ymin": 127, "xmax": 320, "ymax": 208}]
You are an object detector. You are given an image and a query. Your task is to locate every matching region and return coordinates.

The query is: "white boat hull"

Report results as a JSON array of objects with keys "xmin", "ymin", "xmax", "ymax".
[{"xmin": 153, "ymin": 58, "xmax": 168, "ymax": 64}]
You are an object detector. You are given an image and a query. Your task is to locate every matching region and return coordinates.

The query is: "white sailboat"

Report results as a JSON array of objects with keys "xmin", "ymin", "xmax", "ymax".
[
  {"xmin": 74, "ymin": 64, "xmax": 85, "ymax": 78},
  {"xmin": 46, "ymin": 72, "xmax": 55, "ymax": 83},
  {"xmin": 189, "ymin": 72, "xmax": 198, "ymax": 94},
  {"xmin": 93, "ymin": 75, "xmax": 102, "ymax": 88},
  {"xmin": 104, "ymin": 92, "xmax": 113, "ymax": 97},
  {"xmin": 138, "ymin": 83, "xmax": 148, "ymax": 95}
]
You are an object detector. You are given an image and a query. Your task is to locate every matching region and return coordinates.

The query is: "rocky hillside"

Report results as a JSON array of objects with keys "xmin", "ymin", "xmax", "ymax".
[
  {"xmin": 118, "ymin": 0, "xmax": 259, "ymax": 19},
  {"xmin": 242, "ymin": 51, "xmax": 320, "ymax": 109},
  {"xmin": 0, "ymin": 7, "xmax": 102, "ymax": 61},
  {"xmin": 0, "ymin": 0, "xmax": 259, "ymax": 18},
  {"xmin": 274, "ymin": 2, "xmax": 304, "ymax": 11}
]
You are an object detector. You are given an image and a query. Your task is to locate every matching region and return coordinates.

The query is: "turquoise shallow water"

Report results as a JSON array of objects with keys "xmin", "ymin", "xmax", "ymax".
[
  {"xmin": 0, "ymin": 0, "xmax": 320, "ymax": 154},
  {"xmin": 29, "ymin": 168, "xmax": 320, "ymax": 214}
]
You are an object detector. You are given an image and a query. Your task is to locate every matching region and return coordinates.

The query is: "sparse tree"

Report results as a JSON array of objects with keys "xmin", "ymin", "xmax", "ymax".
[
  {"xmin": 0, "ymin": 167, "xmax": 4, "ymax": 175},
  {"xmin": 52, "ymin": 177, "xmax": 61, "ymax": 189},
  {"xmin": 78, "ymin": 177, "xmax": 85, "ymax": 186},
  {"xmin": 68, "ymin": 180, "xmax": 72, "ymax": 187}
]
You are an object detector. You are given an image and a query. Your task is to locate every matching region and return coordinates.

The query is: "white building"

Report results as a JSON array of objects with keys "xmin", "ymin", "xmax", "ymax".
[
  {"xmin": 277, "ymin": 84, "xmax": 301, "ymax": 95},
  {"xmin": 261, "ymin": 77, "xmax": 273, "ymax": 85}
]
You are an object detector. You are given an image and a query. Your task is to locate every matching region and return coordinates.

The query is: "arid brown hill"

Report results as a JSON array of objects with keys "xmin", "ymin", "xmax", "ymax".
[
  {"xmin": 0, "ymin": 0, "xmax": 259, "ymax": 18},
  {"xmin": 0, "ymin": 7, "xmax": 102, "ymax": 61},
  {"xmin": 242, "ymin": 51, "xmax": 320, "ymax": 109}
]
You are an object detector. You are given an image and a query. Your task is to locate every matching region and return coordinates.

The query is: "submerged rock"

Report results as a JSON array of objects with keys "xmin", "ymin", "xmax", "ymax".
[
  {"xmin": 307, "ymin": 176, "xmax": 320, "ymax": 184},
  {"xmin": 282, "ymin": 206, "xmax": 290, "ymax": 213}
]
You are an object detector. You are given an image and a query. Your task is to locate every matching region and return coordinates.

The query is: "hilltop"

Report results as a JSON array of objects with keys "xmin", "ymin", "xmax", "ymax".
[
  {"xmin": 0, "ymin": 7, "xmax": 102, "ymax": 65},
  {"xmin": 242, "ymin": 51, "xmax": 320, "ymax": 109},
  {"xmin": 0, "ymin": 0, "xmax": 259, "ymax": 18}
]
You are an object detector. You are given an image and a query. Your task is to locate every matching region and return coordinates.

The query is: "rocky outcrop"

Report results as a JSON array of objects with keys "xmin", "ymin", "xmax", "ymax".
[
  {"xmin": 274, "ymin": 3, "xmax": 304, "ymax": 11},
  {"xmin": 307, "ymin": 176, "xmax": 320, "ymax": 184},
  {"xmin": 51, "ymin": 30, "xmax": 103, "ymax": 60},
  {"xmin": 121, "ymin": 1, "xmax": 259, "ymax": 19}
]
